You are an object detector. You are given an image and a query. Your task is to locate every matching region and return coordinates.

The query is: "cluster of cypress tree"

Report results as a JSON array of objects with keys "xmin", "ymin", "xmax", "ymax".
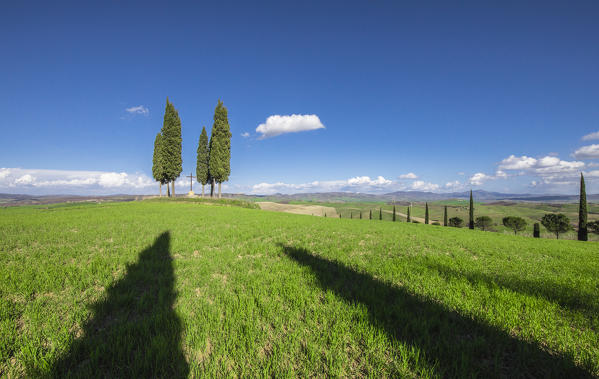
[
  {"xmin": 152, "ymin": 99, "xmax": 182, "ymax": 197},
  {"xmin": 152, "ymin": 99, "xmax": 231, "ymax": 198}
]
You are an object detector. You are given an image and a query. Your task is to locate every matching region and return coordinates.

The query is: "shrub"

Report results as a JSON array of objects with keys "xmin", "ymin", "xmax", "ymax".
[
  {"xmin": 502, "ymin": 216, "xmax": 527, "ymax": 235},
  {"xmin": 541, "ymin": 213, "xmax": 572, "ymax": 239},
  {"xmin": 448, "ymin": 217, "xmax": 463, "ymax": 228},
  {"xmin": 475, "ymin": 216, "xmax": 493, "ymax": 231}
]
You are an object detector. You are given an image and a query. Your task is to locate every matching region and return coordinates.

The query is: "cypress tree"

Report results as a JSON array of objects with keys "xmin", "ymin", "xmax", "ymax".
[
  {"xmin": 379, "ymin": 208, "xmax": 382, "ymax": 220},
  {"xmin": 468, "ymin": 190, "xmax": 474, "ymax": 229},
  {"xmin": 161, "ymin": 98, "xmax": 182, "ymax": 196},
  {"xmin": 407, "ymin": 206, "xmax": 411, "ymax": 222},
  {"xmin": 360, "ymin": 211, "xmax": 362, "ymax": 219},
  {"xmin": 196, "ymin": 126, "xmax": 210, "ymax": 197},
  {"xmin": 208, "ymin": 100, "xmax": 232, "ymax": 198},
  {"xmin": 425, "ymin": 203, "xmax": 429, "ymax": 224},
  {"xmin": 350, "ymin": 212, "xmax": 353, "ymax": 219},
  {"xmin": 392, "ymin": 205, "xmax": 396, "ymax": 222},
  {"xmin": 152, "ymin": 133, "xmax": 167, "ymax": 196},
  {"xmin": 578, "ymin": 173, "xmax": 588, "ymax": 241},
  {"xmin": 369, "ymin": 210, "xmax": 372, "ymax": 220},
  {"xmin": 444, "ymin": 205, "xmax": 448, "ymax": 226},
  {"xmin": 533, "ymin": 223, "xmax": 540, "ymax": 238}
]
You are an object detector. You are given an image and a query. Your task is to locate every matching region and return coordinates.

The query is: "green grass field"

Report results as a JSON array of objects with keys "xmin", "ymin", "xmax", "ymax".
[{"xmin": 1, "ymin": 200, "xmax": 598, "ymax": 377}]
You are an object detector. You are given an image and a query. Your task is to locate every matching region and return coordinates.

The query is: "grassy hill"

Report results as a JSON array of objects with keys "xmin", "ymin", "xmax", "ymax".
[{"xmin": 1, "ymin": 200, "xmax": 598, "ymax": 377}]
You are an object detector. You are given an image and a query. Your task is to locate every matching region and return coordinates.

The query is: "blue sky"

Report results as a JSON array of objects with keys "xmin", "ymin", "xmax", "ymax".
[{"xmin": 1, "ymin": 1, "xmax": 598, "ymax": 195}]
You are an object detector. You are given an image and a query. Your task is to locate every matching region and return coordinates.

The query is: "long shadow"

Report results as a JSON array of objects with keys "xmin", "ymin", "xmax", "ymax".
[
  {"xmin": 281, "ymin": 244, "xmax": 592, "ymax": 378},
  {"xmin": 48, "ymin": 232, "xmax": 189, "ymax": 378},
  {"xmin": 425, "ymin": 261, "xmax": 598, "ymax": 317}
]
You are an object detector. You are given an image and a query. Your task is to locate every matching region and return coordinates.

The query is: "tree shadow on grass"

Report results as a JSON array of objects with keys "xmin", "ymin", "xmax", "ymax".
[
  {"xmin": 49, "ymin": 232, "xmax": 189, "ymax": 378},
  {"xmin": 280, "ymin": 244, "xmax": 593, "ymax": 378},
  {"xmin": 425, "ymin": 261, "xmax": 599, "ymax": 317}
]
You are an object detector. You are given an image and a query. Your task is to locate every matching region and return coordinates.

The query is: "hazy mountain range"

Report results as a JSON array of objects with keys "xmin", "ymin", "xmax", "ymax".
[{"xmin": 1, "ymin": 190, "xmax": 590, "ymax": 207}]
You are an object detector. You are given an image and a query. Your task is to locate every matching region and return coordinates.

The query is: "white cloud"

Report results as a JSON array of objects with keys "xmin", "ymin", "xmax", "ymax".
[
  {"xmin": 498, "ymin": 155, "xmax": 537, "ymax": 170},
  {"xmin": 410, "ymin": 180, "xmax": 439, "ymax": 191},
  {"xmin": 256, "ymin": 114, "xmax": 325, "ymax": 139},
  {"xmin": 347, "ymin": 176, "xmax": 392, "ymax": 186},
  {"xmin": 125, "ymin": 105, "xmax": 149, "ymax": 116},
  {"xmin": 250, "ymin": 175, "xmax": 397, "ymax": 195},
  {"xmin": 0, "ymin": 168, "xmax": 10, "ymax": 180},
  {"xmin": 399, "ymin": 172, "xmax": 418, "ymax": 179},
  {"xmin": 445, "ymin": 180, "xmax": 464, "ymax": 190},
  {"xmin": 0, "ymin": 168, "xmax": 155, "ymax": 195},
  {"xmin": 469, "ymin": 172, "xmax": 493, "ymax": 186},
  {"xmin": 499, "ymin": 154, "xmax": 584, "ymax": 175},
  {"xmin": 582, "ymin": 131, "xmax": 599, "ymax": 141},
  {"xmin": 241, "ymin": 132, "xmax": 250, "ymax": 138},
  {"xmin": 495, "ymin": 154, "xmax": 585, "ymax": 189},
  {"xmin": 15, "ymin": 174, "xmax": 34, "ymax": 185},
  {"xmin": 573, "ymin": 144, "xmax": 599, "ymax": 159}
]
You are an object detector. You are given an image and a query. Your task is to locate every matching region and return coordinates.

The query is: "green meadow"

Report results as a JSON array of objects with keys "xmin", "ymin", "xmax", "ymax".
[{"xmin": 1, "ymin": 200, "xmax": 598, "ymax": 377}]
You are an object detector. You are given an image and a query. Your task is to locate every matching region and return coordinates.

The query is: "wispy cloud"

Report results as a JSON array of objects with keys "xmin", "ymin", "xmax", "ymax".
[
  {"xmin": 399, "ymin": 172, "xmax": 418, "ymax": 179},
  {"xmin": 241, "ymin": 132, "xmax": 250, "ymax": 138},
  {"xmin": 573, "ymin": 144, "xmax": 599, "ymax": 159},
  {"xmin": 125, "ymin": 105, "xmax": 149, "ymax": 116},
  {"xmin": 256, "ymin": 114, "xmax": 324, "ymax": 139},
  {"xmin": 582, "ymin": 131, "xmax": 599, "ymax": 141}
]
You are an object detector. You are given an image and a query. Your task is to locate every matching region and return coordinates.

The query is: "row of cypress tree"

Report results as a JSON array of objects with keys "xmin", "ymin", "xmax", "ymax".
[{"xmin": 152, "ymin": 99, "xmax": 231, "ymax": 198}]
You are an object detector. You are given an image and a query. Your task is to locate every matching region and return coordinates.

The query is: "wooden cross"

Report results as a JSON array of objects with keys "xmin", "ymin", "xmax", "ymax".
[{"xmin": 186, "ymin": 172, "xmax": 195, "ymax": 192}]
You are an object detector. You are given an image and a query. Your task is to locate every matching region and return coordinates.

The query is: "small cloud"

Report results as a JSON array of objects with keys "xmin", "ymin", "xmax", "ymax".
[
  {"xmin": 410, "ymin": 180, "xmax": 439, "ymax": 191},
  {"xmin": 573, "ymin": 144, "xmax": 599, "ymax": 159},
  {"xmin": 125, "ymin": 105, "xmax": 149, "ymax": 116},
  {"xmin": 445, "ymin": 180, "xmax": 463, "ymax": 190},
  {"xmin": 256, "ymin": 114, "xmax": 324, "ymax": 139},
  {"xmin": 582, "ymin": 131, "xmax": 599, "ymax": 141},
  {"xmin": 15, "ymin": 174, "xmax": 34, "ymax": 185},
  {"xmin": 241, "ymin": 132, "xmax": 250, "ymax": 138},
  {"xmin": 457, "ymin": 172, "xmax": 465, "ymax": 176},
  {"xmin": 399, "ymin": 172, "xmax": 418, "ymax": 179}
]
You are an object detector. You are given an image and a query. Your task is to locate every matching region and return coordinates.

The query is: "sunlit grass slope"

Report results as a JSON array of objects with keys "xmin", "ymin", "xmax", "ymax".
[{"xmin": 1, "ymin": 200, "xmax": 598, "ymax": 377}]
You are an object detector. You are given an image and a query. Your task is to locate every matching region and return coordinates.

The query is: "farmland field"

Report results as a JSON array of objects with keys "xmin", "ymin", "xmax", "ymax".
[
  {"xmin": 1, "ymin": 199, "xmax": 598, "ymax": 377},
  {"xmin": 279, "ymin": 200, "xmax": 599, "ymax": 240}
]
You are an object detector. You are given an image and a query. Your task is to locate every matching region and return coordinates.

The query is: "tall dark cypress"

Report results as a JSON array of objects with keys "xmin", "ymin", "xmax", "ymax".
[
  {"xmin": 369, "ymin": 210, "xmax": 372, "ymax": 220},
  {"xmin": 425, "ymin": 203, "xmax": 429, "ymax": 224},
  {"xmin": 152, "ymin": 133, "xmax": 167, "ymax": 196},
  {"xmin": 208, "ymin": 100, "xmax": 232, "ymax": 198},
  {"xmin": 578, "ymin": 173, "xmax": 588, "ymax": 241},
  {"xmin": 161, "ymin": 98, "xmax": 182, "ymax": 196},
  {"xmin": 407, "ymin": 206, "xmax": 411, "ymax": 222},
  {"xmin": 360, "ymin": 211, "xmax": 362, "ymax": 219},
  {"xmin": 392, "ymin": 205, "xmax": 396, "ymax": 222},
  {"xmin": 533, "ymin": 223, "xmax": 540, "ymax": 238},
  {"xmin": 444, "ymin": 205, "xmax": 448, "ymax": 226},
  {"xmin": 468, "ymin": 190, "xmax": 474, "ymax": 229},
  {"xmin": 350, "ymin": 212, "xmax": 353, "ymax": 219},
  {"xmin": 379, "ymin": 208, "xmax": 382, "ymax": 220},
  {"xmin": 196, "ymin": 126, "xmax": 210, "ymax": 197}
]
